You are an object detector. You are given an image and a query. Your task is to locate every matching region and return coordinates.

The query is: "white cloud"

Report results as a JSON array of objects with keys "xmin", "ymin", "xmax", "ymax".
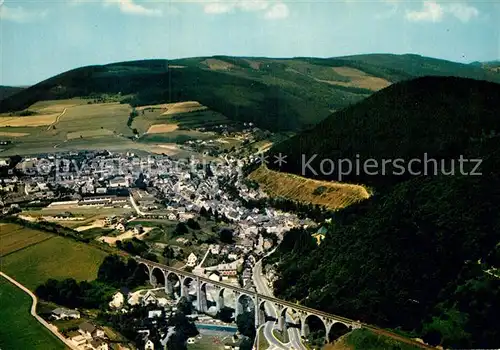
[
  {"xmin": 447, "ymin": 3, "xmax": 479, "ymax": 22},
  {"xmin": 264, "ymin": 3, "xmax": 289, "ymax": 20},
  {"xmin": 104, "ymin": 0, "xmax": 162, "ymax": 17},
  {"xmin": 406, "ymin": 1, "xmax": 479, "ymax": 23},
  {"xmin": 203, "ymin": 2, "xmax": 234, "ymax": 14},
  {"xmin": 406, "ymin": 1, "xmax": 444, "ymax": 22},
  {"xmin": 196, "ymin": 0, "xmax": 287, "ymax": 19},
  {"xmin": 0, "ymin": 1, "xmax": 48, "ymax": 23}
]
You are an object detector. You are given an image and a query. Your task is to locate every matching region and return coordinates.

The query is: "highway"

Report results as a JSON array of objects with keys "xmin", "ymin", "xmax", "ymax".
[{"xmin": 253, "ymin": 258, "xmax": 307, "ymax": 349}]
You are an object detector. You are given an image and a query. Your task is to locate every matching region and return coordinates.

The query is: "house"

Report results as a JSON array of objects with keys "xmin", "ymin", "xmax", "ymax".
[
  {"xmin": 90, "ymin": 339, "xmax": 109, "ymax": 350},
  {"xmin": 312, "ymin": 226, "xmax": 328, "ymax": 246},
  {"xmin": 144, "ymin": 339, "xmax": 154, "ymax": 350},
  {"xmin": 115, "ymin": 223, "xmax": 126, "ymax": 232},
  {"xmin": 133, "ymin": 224, "xmax": 144, "ymax": 235},
  {"xmin": 109, "ymin": 176, "xmax": 128, "ymax": 188},
  {"xmin": 209, "ymin": 244, "xmax": 220, "ymax": 255},
  {"xmin": 186, "ymin": 253, "xmax": 198, "ymax": 267},
  {"xmin": 142, "ymin": 290, "xmax": 158, "ymax": 305},
  {"xmin": 51, "ymin": 307, "xmax": 80, "ymax": 320},
  {"xmin": 109, "ymin": 292, "xmax": 124, "ymax": 308},
  {"xmin": 148, "ymin": 310, "xmax": 162, "ymax": 319},
  {"xmin": 208, "ymin": 271, "xmax": 221, "ymax": 282},
  {"xmin": 227, "ymin": 253, "xmax": 238, "ymax": 261},
  {"xmin": 78, "ymin": 321, "xmax": 104, "ymax": 339},
  {"xmin": 70, "ymin": 334, "xmax": 87, "ymax": 347}
]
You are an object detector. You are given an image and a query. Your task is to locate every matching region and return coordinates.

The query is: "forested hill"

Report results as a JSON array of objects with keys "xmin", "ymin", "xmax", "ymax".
[
  {"xmin": 2, "ymin": 54, "xmax": 500, "ymax": 131},
  {"xmin": 0, "ymin": 86, "xmax": 25, "ymax": 101},
  {"xmin": 268, "ymin": 76, "xmax": 500, "ymax": 188},
  {"xmin": 265, "ymin": 76, "xmax": 500, "ymax": 348}
]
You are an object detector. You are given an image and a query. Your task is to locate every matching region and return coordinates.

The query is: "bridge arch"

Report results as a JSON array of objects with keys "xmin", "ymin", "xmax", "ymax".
[
  {"xmin": 328, "ymin": 322, "xmax": 351, "ymax": 343},
  {"xmin": 165, "ymin": 272, "xmax": 181, "ymax": 298},
  {"xmin": 301, "ymin": 314, "xmax": 327, "ymax": 346},
  {"xmin": 199, "ymin": 281, "xmax": 220, "ymax": 314},
  {"xmin": 150, "ymin": 267, "xmax": 165, "ymax": 287},
  {"xmin": 136, "ymin": 262, "xmax": 153, "ymax": 285},
  {"xmin": 182, "ymin": 276, "xmax": 195, "ymax": 298},
  {"xmin": 235, "ymin": 293, "xmax": 256, "ymax": 323}
]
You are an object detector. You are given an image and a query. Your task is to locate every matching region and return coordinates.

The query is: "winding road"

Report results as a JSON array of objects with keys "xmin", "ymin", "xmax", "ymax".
[
  {"xmin": 0, "ymin": 271, "xmax": 78, "ymax": 350},
  {"xmin": 252, "ymin": 258, "xmax": 307, "ymax": 349}
]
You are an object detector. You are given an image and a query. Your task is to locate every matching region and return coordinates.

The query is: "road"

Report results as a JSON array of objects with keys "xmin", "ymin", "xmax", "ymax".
[
  {"xmin": 253, "ymin": 258, "xmax": 307, "ymax": 350},
  {"xmin": 0, "ymin": 271, "xmax": 79, "ymax": 350},
  {"xmin": 129, "ymin": 194, "xmax": 145, "ymax": 216}
]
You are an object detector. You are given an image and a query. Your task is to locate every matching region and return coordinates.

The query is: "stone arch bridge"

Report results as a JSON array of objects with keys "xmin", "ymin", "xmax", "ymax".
[{"xmin": 136, "ymin": 258, "xmax": 433, "ymax": 348}]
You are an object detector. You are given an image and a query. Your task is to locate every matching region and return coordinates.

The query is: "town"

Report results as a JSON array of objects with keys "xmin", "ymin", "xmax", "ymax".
[{"xmin": 0, "ymin": 150, "xmax": 321, "ymax": 350}]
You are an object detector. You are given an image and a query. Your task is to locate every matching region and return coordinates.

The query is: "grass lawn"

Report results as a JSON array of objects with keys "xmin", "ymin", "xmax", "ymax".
[
  {"xmin": 258, "ymin": 327, "xmax": 269, "ymax": 349},
  {"xmin": 0, "ymin": 276, "xmax": 66, "ymax": 350},
  {"xmin": 0, "ymin": 223, "xmax": 53, "ymax": 256},
  {"xmin": 0, "ymin": 236, "xmax": 108, "ymax": 290}
]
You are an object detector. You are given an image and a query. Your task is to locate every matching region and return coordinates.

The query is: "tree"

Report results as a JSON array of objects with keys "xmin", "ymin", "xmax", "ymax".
[
  {"xmin": 174, "ymin": 222, "xmax": 189, "ymax": 235},
  {"xmin": 186, "ymin": 218, "xmax": 201, "ymax": 230},
  {"xmin": 216, "ymin": 306, "xmax": 234, "ymax": 323},
  {"xmin": 219, "ymin": 228, "xmax": 234, "ymax": 244},
  {"xmin": 237, "ymin": 311, "xmax": 256, "ymax": 339}
]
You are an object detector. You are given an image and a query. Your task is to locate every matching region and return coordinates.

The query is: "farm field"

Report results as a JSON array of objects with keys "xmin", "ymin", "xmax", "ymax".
[
  {"xmin": 0, "ymin": 223, "xmax": 54, "ymax": 256},
  {"xmin": 132, "ymin": 101, "xmax": 229, "ymax": 134},
  {"xmin": 0, "ymin": 113, "xmax": 59, "ymax": 127},
  {"xmin": 248, "ymin": 165, "xmax": 370, "ymax": 210},
  {"xmin": 0, "ymin": 277, "xmax": 66, "ymax": 350},
  {"xmin": 1, "ymin": 236, "xmax": 108, "ymax": 290},
  {"xmin": 0, "ymin": 100, "xmax": 137, "ymax": 156},
  {"xmin": 324, "ymin": 66, "xmax": 391, "ymax": 91},
  {"xmin": 0, "ymin": 99, "xmax": 223, "ymax": 156}
]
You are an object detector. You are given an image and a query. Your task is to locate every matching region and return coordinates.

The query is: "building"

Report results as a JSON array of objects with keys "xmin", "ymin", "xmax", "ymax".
[
  {"xmin": 109, "ymin": 292, "xmax": 124, "ymax": 309},
  {"xmin": 51, "ymin": 308, "xmax": 81, "ymax": 320},
  {"xmin": 186, "ymin": 253, "xmax": 198, "ymax": 267},
  {"xmin": 90, "ymin": 339, "xmax": 109, "ymax": 350},
  {"xmin": 144, "ymin": 339, "xmax": 155, "ymax": 350},
  {"xmin": 109, "ymin": 176, "xmax": 128, "ymax": 188}
]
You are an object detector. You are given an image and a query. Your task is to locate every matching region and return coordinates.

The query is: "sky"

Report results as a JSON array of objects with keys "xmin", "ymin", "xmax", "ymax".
[{"xmin": 0, "ymin": 0, "xmax": 499, "ymax": 86}]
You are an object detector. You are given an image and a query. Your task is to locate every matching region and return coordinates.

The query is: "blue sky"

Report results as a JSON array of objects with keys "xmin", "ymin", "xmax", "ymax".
[{"xmin": 0, "ymin": 0, "xmax": 498, "ymax": 85}]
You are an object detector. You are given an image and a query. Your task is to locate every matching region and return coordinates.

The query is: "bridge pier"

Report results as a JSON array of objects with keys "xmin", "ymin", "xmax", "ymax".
[
  {"xmin": 215, "ymin": 287, "xmax": 224, "ymax": 313},
  {"xmin": 254, "ymin": 295, "xmax": 261, "ymax": 329},
  {"xmin": 301, "ymin": 316, "xmax": 310, "ymax": 338},
  {"xmin": 165, "ymin": 278, "xmax": 174, "ymax": 296},
  {"xmin": 196, "ymin": 277, "xmax": 202, "ymax": 312},
  {"xmin": 277, "ymin": 306, "xmax": 286, "ymax": 332}
]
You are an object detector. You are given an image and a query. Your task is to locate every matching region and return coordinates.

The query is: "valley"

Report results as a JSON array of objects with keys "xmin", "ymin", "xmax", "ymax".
[{"xmin": 1, "ymin": 54, "xmax": 500, "ymax": 350}]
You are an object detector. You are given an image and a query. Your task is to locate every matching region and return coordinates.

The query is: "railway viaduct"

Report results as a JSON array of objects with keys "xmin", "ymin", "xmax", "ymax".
[{"xmin": 137, "ymin": 257, "xmax": 363, "ymax": 343}]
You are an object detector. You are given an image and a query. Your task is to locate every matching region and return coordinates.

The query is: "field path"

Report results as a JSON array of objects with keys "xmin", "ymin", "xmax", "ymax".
[
  {"xmin": 0, "ymin": 271, "xmax": 78, "ymax": 350},
  {"xmin": 47, "ymin": 108, "xmax": 67, "ymax": 131}
]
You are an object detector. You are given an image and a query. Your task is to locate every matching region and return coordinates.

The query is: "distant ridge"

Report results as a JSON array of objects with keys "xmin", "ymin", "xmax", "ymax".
[{"xmin": 2, "ymin": 53, "xmax": 500, "ymax": 131}]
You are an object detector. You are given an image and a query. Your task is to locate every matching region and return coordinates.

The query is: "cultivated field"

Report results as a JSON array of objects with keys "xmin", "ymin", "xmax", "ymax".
[
  {"xmin": 29, "ymin": 98, "xmax": 91, "ymax": 113},
  {"xmin": 0, "ymin": 131, "xmax": 30, "ymax": 137},
  {"xmin": 249, "ymin": 166, "xmax": 370, "ymax": 210},
  {"xmin": 146, "ymin": 123, "xmax": 179, "ymax": 134},
  {"xmin": 0, "ymin": 99, "xmax": 220, "ymax": 156},
  {"xmin": 66, "ymin": 128, "xmax": 114, "ymax": 140},
  {"xmin": 326, "ymin": 66, "xmax": 391, "ymax": 91},
  {"xmin": 0, "ymin": 277, "xmax": 66, "ymax": 350},
  {"xmin": 202, "ymin": 58, "xmax": 235, "ymax": 71},
  {"xmin": 0, "ymin": 113, "xmax": 59, "ymax": 127},
  {"xmin": 0, "ymin": 223, "xmax": 53, "ymax": 256},
  {"xmin": 1, "ymin": 236, "xmax": 108, "ymax": 290}
]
